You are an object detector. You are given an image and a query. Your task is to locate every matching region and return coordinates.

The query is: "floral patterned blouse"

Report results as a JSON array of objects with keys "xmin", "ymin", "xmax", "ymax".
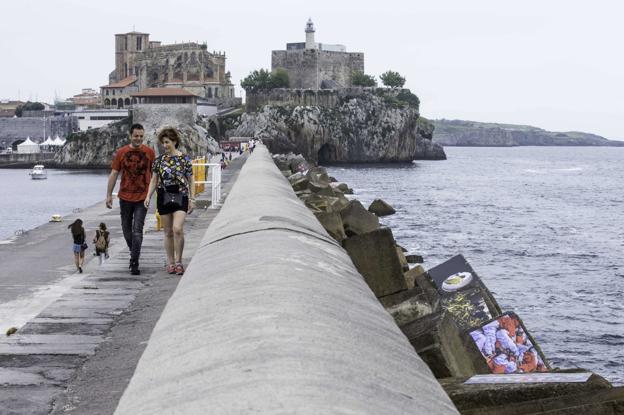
[{"xmin": 152, "ymin": 154, "xmax": 193, "ymax": 195}]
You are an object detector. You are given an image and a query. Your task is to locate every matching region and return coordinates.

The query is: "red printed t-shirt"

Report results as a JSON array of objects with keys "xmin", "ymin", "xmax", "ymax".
[{"xmin": 111, "ymin": 144, "xmax": 156, "ymax": 202}]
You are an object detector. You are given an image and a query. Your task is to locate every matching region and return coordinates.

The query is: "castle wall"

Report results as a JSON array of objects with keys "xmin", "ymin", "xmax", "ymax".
[{"xmin": 272, "ymin": 49, "xmax": 364, "ymax": 89}]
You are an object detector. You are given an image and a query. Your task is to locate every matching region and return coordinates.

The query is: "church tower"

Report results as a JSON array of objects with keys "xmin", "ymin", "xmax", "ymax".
[{"xmin": 305, "ymin": 18, "xmax": 316, "ymax": 50}]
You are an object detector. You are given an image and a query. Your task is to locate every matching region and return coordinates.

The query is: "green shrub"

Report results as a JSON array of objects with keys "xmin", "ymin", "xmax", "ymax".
[{"xmin": 351, "ymin": 71, "xmax": 377, "ymax": 87}]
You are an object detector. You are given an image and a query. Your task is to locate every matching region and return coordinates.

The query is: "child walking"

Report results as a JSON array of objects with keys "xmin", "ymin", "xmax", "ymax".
[
  {"xmin": 93, "ymin": 222, "xmax": 110, "ymax": 265},
  {"xmin": 68, "ymin": 219, "xmax": 86, "ymax": 273}
]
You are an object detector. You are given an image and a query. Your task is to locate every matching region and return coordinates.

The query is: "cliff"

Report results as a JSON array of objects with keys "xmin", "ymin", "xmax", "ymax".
[
  {"xmin": 54, "ymin": 116, "xmax": 219, "ymax": 168},
  {"xmin": 433, "ymin": 119, "xmax": 624, "ymax": 147},
  {"xmin": 230, "ymin": 89, "xmax": 446, "ymax": 163}
]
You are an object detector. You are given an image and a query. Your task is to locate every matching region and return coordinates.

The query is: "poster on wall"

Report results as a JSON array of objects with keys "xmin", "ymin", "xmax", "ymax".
[
  {"xmin": 464, "ymin": 372, "xmax": 591, "ymax": 384},
  {"xmin": 427, "ymin": 254, "xmax": 496, "ymax": 330},
  {"xmin": 469, "ymin": 312, "xmax": 549, "ymax": 374}
]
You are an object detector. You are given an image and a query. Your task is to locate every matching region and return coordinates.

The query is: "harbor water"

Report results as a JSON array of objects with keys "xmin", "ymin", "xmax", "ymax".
[
  {"xmin": 0, "ymin": 169, "xmax": 109, "ymax": 241},
  {"xmin": 327, "ymin": 146, "xmax": 624, "ymax": 385}
]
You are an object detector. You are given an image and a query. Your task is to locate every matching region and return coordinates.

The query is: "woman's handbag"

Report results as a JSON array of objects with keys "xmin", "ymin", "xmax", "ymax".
[
  {"xmin": 81, "ymin": 242, "xmax": 88, "ymax": 250},
  {"xmin": 163, "ymin": 190, "xmax": 183, "ymax": 207}
]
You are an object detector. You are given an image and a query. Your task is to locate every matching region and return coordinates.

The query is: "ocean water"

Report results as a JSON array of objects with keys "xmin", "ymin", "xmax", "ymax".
[
  {"xmin": 327, "ymin": 147, "xmax": 624, "ymax": 385},
  {"xmin": 0, "ymin": 169, "xmax": 109, "ymax": 241}
]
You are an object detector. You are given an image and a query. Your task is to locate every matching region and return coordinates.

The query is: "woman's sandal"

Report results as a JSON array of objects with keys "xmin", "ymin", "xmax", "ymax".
[
  {"xmin": 174, "ymin": 262, "xmax": 184, "ymax": 275},
  {"xmin": 167, "ymin": 263, "xmax": 176, "ymax": 274}
]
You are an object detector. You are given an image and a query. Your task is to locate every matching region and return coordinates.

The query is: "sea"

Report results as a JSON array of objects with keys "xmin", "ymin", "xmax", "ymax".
[
  {"xmin": 326, "ymin": 146, "xmax": 624, "ymax": 385},
  {"xmin": 0, "ymin": 169, "xmax": 109, "ymax": 241},
  {"xmin": 1, "ymin": 148, "xmax": 622, "ymax": 384}
]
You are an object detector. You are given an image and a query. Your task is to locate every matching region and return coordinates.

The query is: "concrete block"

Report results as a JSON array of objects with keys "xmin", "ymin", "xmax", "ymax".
[
  {"xmin": 314, "ymin": 211, "xmax": 347, "ymax": 243},
  {"xmin": 396, "ymin": 246, "xmax": 409, "ymax": 272},
  {"xmin": 406, "ymin": 254, "xmax": 424, "ymax": 264},
  {"xmin": 386, "ymin": 295, "xmax": 434, "ymax": 326},
  {"xmin": 343, "ymin": 227, "xmax": 407, "ymax": 297},
  {"xmin": 404, "ymin": 265, "xmax": 426, "ymax": 290},
  {"xmin": 341, "ymin": 200, "xmax": 380, "ymax": 236},
  {"xmin": 291, "ymin": 177, "xmax": 310, "ymax": 192},
  {"xmin": 400, "ymin": 311, "xmax": 485, "ymax": 379},
  {"xmin": 441, "ymin": 374, "xmax": 624, "ymax": 415},
  {"xmin": 369, "ymin": 198, "xmax": 396, "ymax": 216}
]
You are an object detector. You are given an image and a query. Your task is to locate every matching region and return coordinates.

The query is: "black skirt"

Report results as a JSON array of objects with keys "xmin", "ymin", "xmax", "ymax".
[{"xmin": 156, "ymin": 186, "xmax": 189, "ymax": 215}]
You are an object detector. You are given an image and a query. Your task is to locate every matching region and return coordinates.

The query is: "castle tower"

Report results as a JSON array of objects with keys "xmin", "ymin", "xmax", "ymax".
[{"xmin": 305, "ymin": 18, "xmax": 316, "ymax": 50}]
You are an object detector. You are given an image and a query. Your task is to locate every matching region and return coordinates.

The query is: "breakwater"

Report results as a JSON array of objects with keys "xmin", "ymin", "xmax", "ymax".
[
  {"xmin": 0, "ymin": 152, "xmax": 55, "ymax": 168},
  {"xmin": 114, "ymin": 145, "xmax": 457, "ymax": 414},
  {"xmin": 272, "ymin": 150, "xmax": 624, "ymax": 413}
]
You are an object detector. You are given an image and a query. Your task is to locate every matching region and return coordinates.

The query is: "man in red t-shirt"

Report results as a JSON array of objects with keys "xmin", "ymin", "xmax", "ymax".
[{"xmin": 106, "ymin": 123, "xmax": 155, "ymax": 275}]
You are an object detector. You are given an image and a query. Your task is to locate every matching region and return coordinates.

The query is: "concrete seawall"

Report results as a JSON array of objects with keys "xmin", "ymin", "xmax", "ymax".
[{"xmin": 114, "ymin": 145, "xmax": 458, "ymax": 414}]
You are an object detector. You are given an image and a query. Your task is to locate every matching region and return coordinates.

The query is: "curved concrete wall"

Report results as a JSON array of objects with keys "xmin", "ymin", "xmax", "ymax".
[{"xmin": 114, "ymin": 146, "xmax": 458, "ymax": 414}]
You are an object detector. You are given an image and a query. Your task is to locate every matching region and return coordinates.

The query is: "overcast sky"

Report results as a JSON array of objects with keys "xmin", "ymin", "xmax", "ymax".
[{"xmin": 2, "ymin": 0, "xmax": 623, "ymax": 139}]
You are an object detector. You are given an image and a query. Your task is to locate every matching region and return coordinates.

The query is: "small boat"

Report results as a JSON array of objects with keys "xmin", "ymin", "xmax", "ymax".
[{"xmin": 29, "ymin": 164, "xmax": 47, "ymax": 180}]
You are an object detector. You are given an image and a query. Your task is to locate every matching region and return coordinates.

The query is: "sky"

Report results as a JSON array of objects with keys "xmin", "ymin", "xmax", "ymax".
[{"xmin": 2, "ymin": 0, "xmax": 623, "ymax": 139}]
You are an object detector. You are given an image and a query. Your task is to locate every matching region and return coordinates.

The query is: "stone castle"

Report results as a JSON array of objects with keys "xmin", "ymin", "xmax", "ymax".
[
  {"xmin": 272, "ymin": 19, "xmax": 364, "ymax": 90},
  {"xmin": 101, "ymin": 31, "xmax": 235, "ymax": 108}
]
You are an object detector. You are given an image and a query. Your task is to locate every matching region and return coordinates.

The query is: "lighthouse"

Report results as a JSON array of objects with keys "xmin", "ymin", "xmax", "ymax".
[{"xmin": 305, "ymin": 18, "xmax": 316, "ymax": 50}]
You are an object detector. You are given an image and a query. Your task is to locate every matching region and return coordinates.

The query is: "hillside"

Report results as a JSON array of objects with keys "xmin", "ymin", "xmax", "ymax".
[{"xmin": 432, "ymin": 119, "xmax": 624, "ymax": 147}]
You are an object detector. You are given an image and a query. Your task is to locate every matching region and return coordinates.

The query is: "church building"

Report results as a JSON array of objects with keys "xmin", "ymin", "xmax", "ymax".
[{"xmin": 101, "ymin": 31, "xmax": 235, "ymax": 108}]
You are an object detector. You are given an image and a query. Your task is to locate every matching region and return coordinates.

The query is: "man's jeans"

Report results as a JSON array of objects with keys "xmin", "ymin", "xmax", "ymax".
[{"xmin": 119, "ymin": 199, "xmax": 147, "ymax": 263}]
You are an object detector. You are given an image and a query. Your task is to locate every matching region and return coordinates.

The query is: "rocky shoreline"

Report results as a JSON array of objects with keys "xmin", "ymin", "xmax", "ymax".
[{"xmin": 273, "ymin": 152, "xmax": 624, "ymax": 414}]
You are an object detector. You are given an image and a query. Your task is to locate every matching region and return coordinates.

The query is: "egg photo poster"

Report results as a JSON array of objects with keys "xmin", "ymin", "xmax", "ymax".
[{"xmin": 427, "ymin": 254, "xmax": 494, "ymax": 330}]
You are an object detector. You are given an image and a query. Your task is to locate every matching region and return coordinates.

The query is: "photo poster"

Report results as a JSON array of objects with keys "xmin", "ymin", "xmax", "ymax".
[
  {"xmin": 469, "ymin": 312, "xmax": 550, "ymax": 374},
  {"xmin": 464, "ymin": 372, "xmax": 592, "ymax": 385},
  {"xmin": 427, "ymin": 254, "xmax": 497, "ymax": 331}
]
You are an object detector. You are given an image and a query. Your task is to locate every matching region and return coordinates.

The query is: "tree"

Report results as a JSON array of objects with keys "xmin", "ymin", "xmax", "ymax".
[
  {"xmin": 241, "ymin": 69, "xmax": 272, "ymax": 93},
  {"xmin": 380, "ymin": 70, "xmax": 406, "ymax": 88},
  {"xmin": 351, "ymin": 71, "xmax": 377, "ymax": 87},
  {"xmin": 15, "ymin": 101, "xmax": 45, "ymax": 117},
  {"xmin": 240, "ymin": 68, "xmax": 289, "ymax": 92},
  {"xmin": 270, "ymin": 68, "xmax": 290, "ymax": 89}
]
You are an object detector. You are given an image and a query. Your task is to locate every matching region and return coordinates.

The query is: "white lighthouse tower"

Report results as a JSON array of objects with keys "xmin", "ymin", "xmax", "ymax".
[{"xmin": 305, "ymin": 18, "xmax": 316, "ymax": 50}]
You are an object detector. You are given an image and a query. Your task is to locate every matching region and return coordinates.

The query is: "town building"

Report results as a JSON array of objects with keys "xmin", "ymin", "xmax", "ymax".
[
  {"xmin": 272, "ymin": 19, "xmax": 364, "ymax": 90},
  {"xmin": 71, "ymin": 109, "xmax": 128, "ymax": 131},
  {"xmin": 70, "ymin": 88, "xmax": 100, "ymax": 108}
]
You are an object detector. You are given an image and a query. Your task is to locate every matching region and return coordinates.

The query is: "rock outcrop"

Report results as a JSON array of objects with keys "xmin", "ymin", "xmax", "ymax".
[
  {"xmin": 433, "ymin": 119, "xmax": 624, "ymax": 147},
  {"xmin": 54, "ymin": 117, "xmax": 219, "ymax": 168},
  {"xmin": 231, "ymin": 89, "xmax": 446, "ymax": 163}
]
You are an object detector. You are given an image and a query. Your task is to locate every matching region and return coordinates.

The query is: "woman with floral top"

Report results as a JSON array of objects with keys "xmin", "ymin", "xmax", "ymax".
[{"xmin": 144, "ymin": 127, "xmax": 196, "ymax": 275}]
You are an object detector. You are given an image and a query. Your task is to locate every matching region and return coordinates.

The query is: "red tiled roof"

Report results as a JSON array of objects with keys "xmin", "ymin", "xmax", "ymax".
[
  {"xmin": 131, "ymin": 88, "xmax": 197, "ymax": 97},
  {"xmin": 101, "ymin": 76, "xmax": 137, "ymax": 88}
]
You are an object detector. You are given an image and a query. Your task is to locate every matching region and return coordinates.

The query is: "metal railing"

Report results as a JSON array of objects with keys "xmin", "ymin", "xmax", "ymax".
[{"xmin": 192, "ymin": 161, "xmax": 222, "ymax": 209}]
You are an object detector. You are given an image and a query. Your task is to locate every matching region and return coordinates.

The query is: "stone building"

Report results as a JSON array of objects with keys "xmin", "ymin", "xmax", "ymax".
[
  {"xmin": 271, "ymin": 19, "xmax": 364, "ymax": 90},
  {"xmin": 102, "ymin": 31, "xmax": 235, "ymax": 107}
]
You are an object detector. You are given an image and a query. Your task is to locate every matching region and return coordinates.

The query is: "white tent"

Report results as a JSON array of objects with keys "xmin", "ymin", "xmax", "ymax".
[
  {"xmin": 52, "ymin": 135, "xmax": 65, "ymax": 146},
  {"xmin": 41, "ymin": 136, "xmax": 55, "ymax": 146},
  {"xmin": 17, "ymin": 137, "xmax": 40, "ymax": 154}
]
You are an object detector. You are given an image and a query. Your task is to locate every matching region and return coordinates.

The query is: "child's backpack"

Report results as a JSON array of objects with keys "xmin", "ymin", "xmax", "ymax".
[{"xmin": 95, "ymin": 231, "xmax": 107, "ymax": 251}]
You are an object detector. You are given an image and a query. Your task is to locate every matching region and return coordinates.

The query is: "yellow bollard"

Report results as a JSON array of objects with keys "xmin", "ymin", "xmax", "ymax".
[{"xmin": 155, "ymin": 210, "xmax": 162, "ymax": 231}]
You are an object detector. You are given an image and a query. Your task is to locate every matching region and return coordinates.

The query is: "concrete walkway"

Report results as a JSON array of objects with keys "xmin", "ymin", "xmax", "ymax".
[{"xmin": 0, "ymin": 154, "xmax": 247, "ymax": 414}]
